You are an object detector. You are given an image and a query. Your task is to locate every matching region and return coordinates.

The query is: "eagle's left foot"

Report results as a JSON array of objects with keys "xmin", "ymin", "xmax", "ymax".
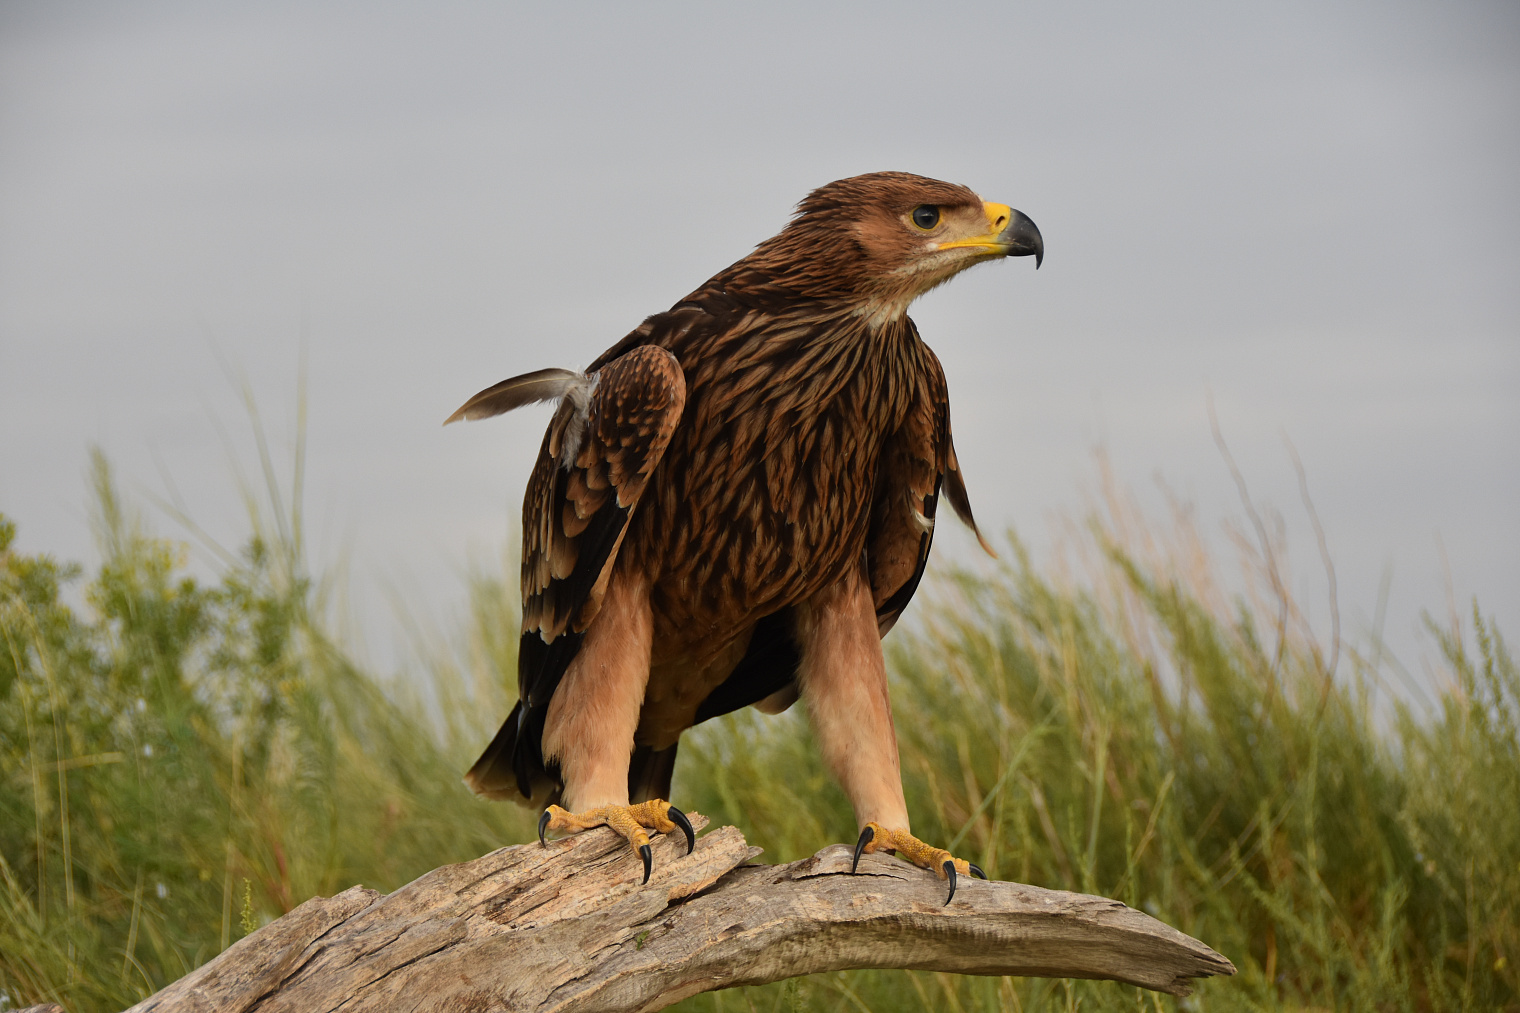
[
  {"xmin": 851, "ymin": 822, "xmax": 987, "ymax": 905},
  {"xmin": 537, "ymin": 800, "xmax": 695, "ymax": 884}
]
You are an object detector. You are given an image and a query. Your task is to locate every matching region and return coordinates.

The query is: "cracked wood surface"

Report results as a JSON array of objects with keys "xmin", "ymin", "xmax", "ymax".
[{"xmin": 113, "ymin": 814, "xmax": 1233, "ymax": 1012}]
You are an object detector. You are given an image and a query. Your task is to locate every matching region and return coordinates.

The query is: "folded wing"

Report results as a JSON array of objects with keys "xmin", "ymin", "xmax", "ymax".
[{"xmin": 463, "ymin": 346, "xmax": 687, "ymax": 802}]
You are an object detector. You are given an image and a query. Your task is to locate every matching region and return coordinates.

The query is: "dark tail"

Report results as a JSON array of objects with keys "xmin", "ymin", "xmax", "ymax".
[
  {"xmin": 463, "ymin": 701, "xmax": 561, "ymax": 808},
  {"xmin": 466, "ymin": 705, "xmax": 680, "ymax": 809},
  {"xmin": 627, "ymin": 742, "xmax": 679, "ymax": 804}
]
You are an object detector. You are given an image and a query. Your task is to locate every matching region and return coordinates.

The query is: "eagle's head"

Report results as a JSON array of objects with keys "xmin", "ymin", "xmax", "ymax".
[{"xmin": 736, "ymin": 171, "xmax": 1042, "ymax": 322}]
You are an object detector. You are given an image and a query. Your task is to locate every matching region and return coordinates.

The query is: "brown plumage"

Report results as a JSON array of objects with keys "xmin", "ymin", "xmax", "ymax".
[{"xmin": 450, "ymin": 171, "xmax": 1041, "ymax": 893}]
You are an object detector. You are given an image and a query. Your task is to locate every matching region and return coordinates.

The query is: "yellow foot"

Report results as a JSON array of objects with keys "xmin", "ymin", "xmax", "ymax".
[
  {"xmin": 851, "ymin": 822, "xmax": 987, "ymax": 905},
  {"xmin": 537, "ymin": 800, "xmax": 695, "ymax": 883}
]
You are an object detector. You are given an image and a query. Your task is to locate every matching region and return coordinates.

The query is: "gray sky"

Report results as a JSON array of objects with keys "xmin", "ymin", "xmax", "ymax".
[{"xmin": 2, "ymin": 1, "xmax": 1516, "ymax": 684}]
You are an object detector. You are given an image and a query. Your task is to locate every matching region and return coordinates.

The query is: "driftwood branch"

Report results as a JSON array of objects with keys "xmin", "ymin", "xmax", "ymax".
[{"xmin": 107, "ymin": 814, "xmax": 1232, "ymax": 1012}]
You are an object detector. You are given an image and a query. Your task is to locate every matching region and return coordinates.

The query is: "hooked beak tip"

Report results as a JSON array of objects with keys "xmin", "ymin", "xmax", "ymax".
[{"xmin": 995, "ymin": 208, "xmax": 1043, "ymax": 270}]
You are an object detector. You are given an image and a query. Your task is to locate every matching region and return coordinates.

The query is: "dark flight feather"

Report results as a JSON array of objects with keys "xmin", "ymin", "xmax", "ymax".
[{"xmin": 943, "ymin": 435, "xmax": 996, "ymax": 557}]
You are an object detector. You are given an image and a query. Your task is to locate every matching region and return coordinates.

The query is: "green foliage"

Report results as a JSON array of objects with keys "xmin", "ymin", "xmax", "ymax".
[
  {"xmin": 677, "ymin": 543, "xmax": 1518, "ymax": 1012},
  {"xmin": 1, "ymin": 455, "xmax": 1515, "ymax": 1012},
  {"xmin": 0, "ymin": 457, "xmax": 531, "ymax": 1011}
]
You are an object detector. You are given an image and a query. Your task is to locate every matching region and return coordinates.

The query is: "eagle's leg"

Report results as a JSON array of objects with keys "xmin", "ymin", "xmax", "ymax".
[
  {"xmin": 538, "ymin": 571, "xmax": 694, "ymax": 883},
  {"xmin": 798, "ymin": 564, "xmax": 984, "ymax": 904}
]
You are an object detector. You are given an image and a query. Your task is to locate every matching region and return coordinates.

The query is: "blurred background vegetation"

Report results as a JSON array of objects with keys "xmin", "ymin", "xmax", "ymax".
[{"xmin": 2, "ymin": 447, "xmax": 1515, "ymax": 1012}]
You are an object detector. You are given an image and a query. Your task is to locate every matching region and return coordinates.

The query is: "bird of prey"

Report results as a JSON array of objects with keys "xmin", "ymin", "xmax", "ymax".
[{"xmin": 448, "ymin": 171, "xmax": 1042, "ymax": 902}]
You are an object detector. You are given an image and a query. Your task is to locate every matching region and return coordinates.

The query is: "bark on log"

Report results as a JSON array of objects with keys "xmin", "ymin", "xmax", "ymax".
[{"xmin": 118, "ymin": 814, "xmax": 1233, "ymax": 1012}]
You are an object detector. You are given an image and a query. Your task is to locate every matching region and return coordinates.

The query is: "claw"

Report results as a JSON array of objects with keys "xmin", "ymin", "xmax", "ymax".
[
  {"xmin": 969, "ymin": 863, "xmax": 987, "ymax": 880},
  {"xmin": 943, "ymin": 860, "xmax": 958, "ymax": 905},
  {"xmin": 667, "ymin": 804, "xmax": 695, "ymax": 855},
  {"xmin": 851, "ymin": 825, "xmax": 875, "ymax": 874},
  {"xmin": 535, "ymin": 800, "xmax": 690, "ymax": 883}
]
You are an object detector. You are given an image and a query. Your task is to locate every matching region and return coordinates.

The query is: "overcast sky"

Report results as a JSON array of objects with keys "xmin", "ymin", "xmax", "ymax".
[{"xmin": 2, "ymin": 1, "xmax": 1516, "ymax": 685}]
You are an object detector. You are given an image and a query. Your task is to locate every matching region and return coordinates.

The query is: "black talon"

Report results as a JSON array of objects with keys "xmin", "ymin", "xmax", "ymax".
[
  {"xmin": 667, "ymin": 805, "xmax": 695, "ymax": 855},
  {"xmin": 943, "ymin": 860, "xmax": 958, "ymax": 906},
  {"xmin": 969, "ymin": 863, "xmax": 987, "ymax": 880},
  {"xmin": 639, "ymin": 843, "xmax": 652, "ymax": 884},
  {"xmin": 537, "ymin": 809, "xmax": 551, "ymax": 847},
  {"xmin": 851, "ymin": 825, "xmax": 875, "ymax": 874}
]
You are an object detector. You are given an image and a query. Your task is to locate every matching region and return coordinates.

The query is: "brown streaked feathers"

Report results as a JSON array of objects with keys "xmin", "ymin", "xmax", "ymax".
[{"xmin": 456, "ymin": 171, "xmax": 1038, "ymax": 809}]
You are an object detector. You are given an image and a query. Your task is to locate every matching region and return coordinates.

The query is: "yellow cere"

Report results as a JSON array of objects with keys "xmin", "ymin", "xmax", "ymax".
[{"xmin": 936, "ymin": 201, "xmax": 1015, "ymax": 253}]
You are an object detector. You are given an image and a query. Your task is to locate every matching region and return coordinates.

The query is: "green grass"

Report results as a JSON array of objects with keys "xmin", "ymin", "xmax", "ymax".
[{"xmin": 2, "ymin": 451, "xmax": 1516, "ymax": 1012}]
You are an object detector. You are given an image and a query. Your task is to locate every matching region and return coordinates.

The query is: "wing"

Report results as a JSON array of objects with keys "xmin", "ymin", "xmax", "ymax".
[
  {"xmin": 867, "ymin": 341, "xmax": 992, "ymax": 636},
  {"xmin": 943, "ymin": 432, "xmax": 995, "ymax": 557},
  {"xmin": 465, "ymin": 345, "xmax": 686, "ymax": 802}
]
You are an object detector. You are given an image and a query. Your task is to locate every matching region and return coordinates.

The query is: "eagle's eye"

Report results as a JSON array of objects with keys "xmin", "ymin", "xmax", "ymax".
[{"xmin": 910, "ymin": 205, "xmax": 940, "ymax": 231}]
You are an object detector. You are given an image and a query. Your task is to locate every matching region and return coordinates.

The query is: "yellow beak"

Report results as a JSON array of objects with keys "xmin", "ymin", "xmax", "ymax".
[{"xmin": 937, "ymin": 202, "xmax": 1044, "ymax": 267}]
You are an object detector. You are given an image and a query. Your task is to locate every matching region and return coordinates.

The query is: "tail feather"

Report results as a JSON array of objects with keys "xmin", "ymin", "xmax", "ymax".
[
  {"xmin": 464, "ymin": 701, "xmax": 561, "ymax": 809},
  {"xmin": 467, "ymin": 707, "xmax": 679, "ymax": 810},
  {"xmin": 627, "ymin": 742, "xmax": 679, "ymax": 804}
]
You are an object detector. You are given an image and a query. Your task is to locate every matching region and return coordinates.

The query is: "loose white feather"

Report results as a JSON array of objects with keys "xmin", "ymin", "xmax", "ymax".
[{"xmin": 557, "ymin": 372, "xmax": 599, "ymax": 470}]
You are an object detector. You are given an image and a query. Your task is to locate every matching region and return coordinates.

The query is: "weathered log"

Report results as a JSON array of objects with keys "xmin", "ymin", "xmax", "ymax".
[{"xmin": 117, "ymin": 814, "xmax": 1233, "ymax": 1012}]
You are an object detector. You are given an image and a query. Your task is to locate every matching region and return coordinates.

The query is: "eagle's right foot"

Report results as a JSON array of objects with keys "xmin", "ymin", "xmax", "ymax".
[{"xmin": 537, "ymin": 800, "xmax": 695, "ymax": 883}]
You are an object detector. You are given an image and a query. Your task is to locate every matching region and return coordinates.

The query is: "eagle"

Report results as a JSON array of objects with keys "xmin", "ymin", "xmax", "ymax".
[{"xmin": 448, "ymin": 171, "xmax": 1041, "ymax": 903}]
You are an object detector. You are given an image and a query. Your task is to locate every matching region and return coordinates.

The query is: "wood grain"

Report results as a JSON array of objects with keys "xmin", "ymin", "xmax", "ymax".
[{"xmin": 112, "ymin": 815, "xmax": 1232, "ymax": 1012}]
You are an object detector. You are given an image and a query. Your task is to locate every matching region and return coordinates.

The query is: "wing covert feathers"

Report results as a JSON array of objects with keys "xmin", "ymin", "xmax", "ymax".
[
  {"xmin": 522, "ymin": 346, "xmax": 685, "ymax": 650},
  {"xmin": 444, "ymin": 367, "xmax": 588, "ymax": 425}
]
